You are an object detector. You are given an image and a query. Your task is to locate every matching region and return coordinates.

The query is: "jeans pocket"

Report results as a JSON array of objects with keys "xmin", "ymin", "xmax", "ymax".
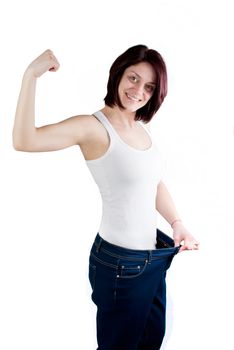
[{"xmin": 118, "ymin": 259, "xmax": 148, "ymax": 279}]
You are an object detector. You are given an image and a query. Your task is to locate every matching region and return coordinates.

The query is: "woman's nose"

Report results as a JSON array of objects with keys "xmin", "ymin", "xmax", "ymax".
[{"xmin": 134, "ymin": 83, "xmax": 144, "ymax": 97}]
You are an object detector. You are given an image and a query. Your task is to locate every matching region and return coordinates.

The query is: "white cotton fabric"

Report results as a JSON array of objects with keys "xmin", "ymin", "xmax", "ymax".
[{"xmin": 85, "ymin": 110, "xmax": 165, "ymax": 249}]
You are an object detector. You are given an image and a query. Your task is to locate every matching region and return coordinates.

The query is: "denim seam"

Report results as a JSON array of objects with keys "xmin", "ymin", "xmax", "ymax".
[
  {"xmin": 91, "ymin": 252, "xmax": 118, "ymax": 269},
  {"xmin": 117, "ymin": 259, "xmax": 149, "ymax": 280},
  {"xmin": 98, "ymin": 247, "xmax": 147, "ymax": 261},
  {"xmin": 95, "ymin": 246, "xmax": 178, "ymax": 261},
  {"xmin": 89, "ymin": 264, "xmax": 96, "ymax": 291},
  {"xmin": 91, "ymin": 252, "xmax": 150, "ymax": 280},
  {"xmin": 114, "ymin": 258, "xmax": 120, "ymax": 302}
]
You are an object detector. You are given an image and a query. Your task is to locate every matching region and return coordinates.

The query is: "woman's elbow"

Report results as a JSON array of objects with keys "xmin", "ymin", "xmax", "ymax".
[
  {"xmin": 12, "ymin": 135, "xmax": 32, "ymax": 152},
  {"xmin": 12, "ymin": 140, "xmax": 26, "ymax": 151}
]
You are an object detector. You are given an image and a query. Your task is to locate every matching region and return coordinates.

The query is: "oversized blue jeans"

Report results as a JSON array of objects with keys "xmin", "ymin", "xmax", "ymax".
[{"xmin": 88, "ymin": 229, "xmax": 180, "ymax": 350}]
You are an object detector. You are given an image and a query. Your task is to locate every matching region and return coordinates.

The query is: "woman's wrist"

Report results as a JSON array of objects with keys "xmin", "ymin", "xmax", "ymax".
[
  {"xmin": 170, "ymin": 219, "xmax": 183, "ymax": 228},
  {"xmin": 23, "ymin": 67, "xmax": 37, "ymax": 81}
]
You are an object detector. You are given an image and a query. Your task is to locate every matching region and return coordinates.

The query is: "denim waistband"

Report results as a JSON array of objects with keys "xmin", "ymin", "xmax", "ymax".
[{"xmin": 93, "ymin": 233, "xmax": 180, "ymax": 262}]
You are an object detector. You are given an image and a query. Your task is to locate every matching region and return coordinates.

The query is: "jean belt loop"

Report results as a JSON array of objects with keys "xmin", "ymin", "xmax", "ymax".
[
  {"xmin": 147, "ymin": 250, "xmax": 152, "ymax": 264},
  {"xmin": 96, "ymin": 236, "xmax": 103, "ymax": 253}
]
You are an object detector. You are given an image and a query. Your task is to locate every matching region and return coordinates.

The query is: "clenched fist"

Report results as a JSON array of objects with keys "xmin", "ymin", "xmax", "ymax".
[{"xmin": 25, "ymin": 49, "xmax": 60, "ymax": 78}]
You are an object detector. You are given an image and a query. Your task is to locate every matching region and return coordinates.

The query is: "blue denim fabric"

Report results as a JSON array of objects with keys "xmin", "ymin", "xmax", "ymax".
[{"xmin": 89, "ymin": 228, "xmax": 180, "ymax": 350}]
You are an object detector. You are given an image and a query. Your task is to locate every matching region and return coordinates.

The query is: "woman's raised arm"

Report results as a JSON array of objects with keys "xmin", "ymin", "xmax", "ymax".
[{"xmin": 13, "ymin": 49, "xmax": 90, "ymax": 152}]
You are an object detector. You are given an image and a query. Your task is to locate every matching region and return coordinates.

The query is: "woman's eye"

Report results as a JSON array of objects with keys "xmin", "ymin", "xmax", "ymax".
[
  {"xmin": 145, "ymin": 85, "xmax": 155, "ymax": 93},
  {"xmin": 129, "ymin": 75, "xmax": 137, "ymax": 82}
]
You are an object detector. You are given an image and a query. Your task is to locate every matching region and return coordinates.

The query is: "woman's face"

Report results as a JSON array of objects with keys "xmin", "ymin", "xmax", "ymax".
[{"xmin": 118, "ymin": 61, "xmax": 156, "ymax": 112}]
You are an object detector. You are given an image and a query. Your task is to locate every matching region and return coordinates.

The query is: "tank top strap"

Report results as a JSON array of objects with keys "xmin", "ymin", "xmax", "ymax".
[
  {"xmin": 92, "ymin": 111, "xmax": 117, "ymax": 140},
  {"xmin": 93, "ymin": 110, "xmax": 153, "ymax": 143},
  {"xmin": 137, "ymin": 121, "xmax": 152, "ymax": 137}
]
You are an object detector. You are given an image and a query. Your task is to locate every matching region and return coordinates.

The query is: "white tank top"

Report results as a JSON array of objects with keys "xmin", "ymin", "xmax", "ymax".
[{"xmin": 85, "ymin": 110, "xmax": 165, "ymax": 249}]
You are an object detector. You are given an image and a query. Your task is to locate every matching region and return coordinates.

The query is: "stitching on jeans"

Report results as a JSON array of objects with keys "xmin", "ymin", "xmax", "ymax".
[
  {"xmin": 117, "ymin": 259, "xmax": 148, "ymax": 280},
  {"xmin": 99, "ymin": 247, "xmax": 147, "ymax": 261},
  {"xmin": 91, "ymin": 252, "xmax": 118, "ymax": 269},
  {"xmin": 114, "ymin": 258, "xmax": 120, "ymax": 302},
  {"xmin": 96, "ymin": 245, "xmax": 176, "ymax": 260},
  {"xmin": 89, "ymin": 264, "xmax": 96, "ymax": 291}
]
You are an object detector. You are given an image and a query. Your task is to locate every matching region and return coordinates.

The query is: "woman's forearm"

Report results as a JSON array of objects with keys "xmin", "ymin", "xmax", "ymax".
[
  {"xmin": 155, "ymin": 181, "xmax": 181, "ymax": 226},
  {"xmin": 13, "ymin": 50, "xmax": 60, "ymax": 151},
  {"xmin": 13, "ymin": 69, "xmax": 37, "ymax": 150}
]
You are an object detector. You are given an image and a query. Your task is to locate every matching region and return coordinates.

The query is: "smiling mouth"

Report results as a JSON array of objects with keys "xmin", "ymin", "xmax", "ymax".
[{"xmin": 126, "ymin": 93, "xmax": 141, "ymax": 102}]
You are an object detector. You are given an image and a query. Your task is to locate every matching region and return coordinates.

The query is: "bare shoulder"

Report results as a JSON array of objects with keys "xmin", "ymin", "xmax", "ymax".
[
  {"xmin": 71, "ymin": 113, "xmax": 105, "ymax": 146},
  {"xmin": 75, "ymin": 113, "xmax": 110, "ymax": 161},
  {"xmin": 14, "ymin": 112, "xmax": 103, "ymax": 152}
]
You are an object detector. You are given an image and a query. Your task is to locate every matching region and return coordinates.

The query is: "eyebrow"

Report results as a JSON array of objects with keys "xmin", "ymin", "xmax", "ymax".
[{"xmin": 130, "ymin": 70, "xmax": 156, "ymax": 85}]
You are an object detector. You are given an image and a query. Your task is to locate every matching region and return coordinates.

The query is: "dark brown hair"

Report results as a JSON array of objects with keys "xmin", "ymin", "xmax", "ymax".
[{"xmin": 104, "ymin": 44, "xmax": 168, "ymax": 123}]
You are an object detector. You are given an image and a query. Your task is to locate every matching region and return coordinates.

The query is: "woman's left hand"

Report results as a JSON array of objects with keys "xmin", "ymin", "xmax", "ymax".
[{"xmin": 172, "ymin": 222, "xmax": 200, "ymax": 253}]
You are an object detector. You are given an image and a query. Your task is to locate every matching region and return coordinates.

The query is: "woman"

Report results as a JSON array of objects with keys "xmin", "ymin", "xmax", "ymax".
[{"xmin": 13, "ymin": 44, "xmax": 199, "ymax": 350}]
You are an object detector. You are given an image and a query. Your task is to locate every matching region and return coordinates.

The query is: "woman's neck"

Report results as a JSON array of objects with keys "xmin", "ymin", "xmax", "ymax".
[{"xmin": 101, "ymin": 105, "xmax": 137, "ymax": 129}]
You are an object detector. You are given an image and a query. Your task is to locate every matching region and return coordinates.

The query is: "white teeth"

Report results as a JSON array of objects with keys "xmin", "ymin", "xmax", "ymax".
[{"xmin": 126, "ymin": 93, "xmax": 140, "ymax": 101}]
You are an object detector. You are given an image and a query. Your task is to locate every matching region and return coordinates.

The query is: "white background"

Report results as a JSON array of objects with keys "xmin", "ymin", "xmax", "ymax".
[{"xmin": 0, "ymin": 0, "xmax": 233, "ymax": 349}]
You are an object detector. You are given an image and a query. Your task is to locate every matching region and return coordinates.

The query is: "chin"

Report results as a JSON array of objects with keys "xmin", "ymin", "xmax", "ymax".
[
  {"xmin": 120, "ymin": 100, "xmax": 143, "ymax": 112},
  {"xmin": 120, "ymin": 104, "xmax": 139, "ymax": 113}
]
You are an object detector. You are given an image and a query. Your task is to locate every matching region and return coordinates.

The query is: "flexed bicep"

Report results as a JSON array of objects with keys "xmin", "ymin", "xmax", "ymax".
[{"xmin": 13, "ymin": 50, "xmax": 91, "ymax": 152}]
